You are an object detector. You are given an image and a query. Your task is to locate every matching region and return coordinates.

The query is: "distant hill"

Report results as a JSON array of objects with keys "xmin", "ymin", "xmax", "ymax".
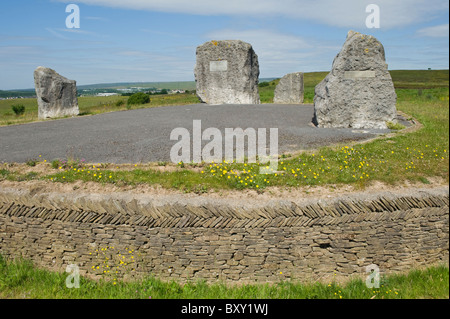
[
  {"xmin": 389, "ymin": 70, "xmax": 449, "ymax": 89},
  {"xmin": 78, "ymin": 81, "xmax": 197, "ymax": 91},
  {"xmin": 77, "ymin": 79, "xmax": 279, "ymax": 90},
  {"xmin": 1, "ymin": 70, "xmax": 448, "ymax": 99},
  {"xmin": 259, "ymin": 78, "xmax": 278, "ymax": 83},
  {"xmin": 265, "ymin": 70, "xmax": 449, "ymax": 89},
  {"xmin": 0, "ymin": 89, "xmax": 35, "ymax": 99}
]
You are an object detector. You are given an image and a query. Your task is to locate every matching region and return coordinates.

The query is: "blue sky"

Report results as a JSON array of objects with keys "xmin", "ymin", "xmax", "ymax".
[{"xmin": 0, "ymin": 0, "xmax": 448, "ymax": 90}]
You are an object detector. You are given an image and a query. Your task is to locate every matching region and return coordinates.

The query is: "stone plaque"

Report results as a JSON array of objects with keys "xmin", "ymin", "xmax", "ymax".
[
  {"xmin": 344, "ymin": 71, "xmax": 376, "ymax": 79},
  {"xmin": 210, "ymin": 60, "xmax": 228, "ymax": 72}
]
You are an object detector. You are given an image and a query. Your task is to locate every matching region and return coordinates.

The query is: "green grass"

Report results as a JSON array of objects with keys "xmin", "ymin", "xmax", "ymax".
[
  {"xmin": 0, "ymin": 93, "xmax": 200, "ymax": 126},
  {"xmin": 44, "ymin": 166, "xmax": 236, "ymax": 194},
  {"xmin": 0, "ymin": 255, "xmax": 447, "ymax": 299},
  {"xmin": 390, "ymin": 70, "xmax": 449, "ymax": 89}
]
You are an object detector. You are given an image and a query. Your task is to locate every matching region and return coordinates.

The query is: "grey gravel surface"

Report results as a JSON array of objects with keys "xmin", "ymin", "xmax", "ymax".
[{"xmin": 0, "ymin": 104, "xmax": 393, "ymax": 164}]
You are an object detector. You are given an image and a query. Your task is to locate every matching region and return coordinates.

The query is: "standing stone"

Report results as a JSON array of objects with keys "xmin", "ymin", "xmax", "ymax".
[
  {"xmin": 313, "ymin": 31, "xmax": 397, "ymax": 129},
  {"xmin": 34, "ymin": 66, "xmax": 79, "ymax": 119},
  {"xmin": 194, "ymin": 40, "xmax": 260, "ymax": 105},
  {"xmin": 274, "ymin": 72, "xmax": 304, "ymax": 104}
]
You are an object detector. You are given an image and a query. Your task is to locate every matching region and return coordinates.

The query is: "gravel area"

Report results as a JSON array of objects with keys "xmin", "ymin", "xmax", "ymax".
[{"xmin": 0, "ymin": 103, "xmax": 398, "ymax": 164}]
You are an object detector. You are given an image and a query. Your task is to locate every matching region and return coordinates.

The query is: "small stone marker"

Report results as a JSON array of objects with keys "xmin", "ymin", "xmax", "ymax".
[
  {"xmin": 273, "ymin": 72, "xmax": 304, "ymax": 104},
  {"xmin": 313, "ymin": 31, "xmax": 397, "ymax": 129},
  {"xmin": 343, "ymin": 71, "xmax": 376, "ymax": 79},
  {"xmin": 34, "ymin": 66, "xmax": 79, "ymax": 120},
  {"xmin": 194, "ymin": 40, "xmax": 261, "ymax": 105},
  {"xmin": 210, "ymin": 61, "xmax": 228, "ymax": 72}
]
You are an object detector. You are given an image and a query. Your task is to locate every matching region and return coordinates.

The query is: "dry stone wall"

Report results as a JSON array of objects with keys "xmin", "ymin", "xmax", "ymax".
[{"xmin": 0, "ymin": 186, "xmax": 448, "ymax": 284}]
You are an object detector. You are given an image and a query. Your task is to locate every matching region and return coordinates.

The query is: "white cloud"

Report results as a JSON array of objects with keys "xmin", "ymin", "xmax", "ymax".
[
  {"xmin": 116, "ymin": 49, "xmax": 187, "ymax": 63},
  {"xmin": 205, "ymin": 29, "xmax": 312, "ymax": 52},
  {"xmin": 85, "ymin": 16, "xmax": 108, "ymax": 21},
  {"xmin": 0, "ymin": 35, "xmax": 46, "ymax": 41},
  {"xmin": 46, "ymin": 27, "xmax": 70, "ymax": 40},
  {"xmin": 55, "ymin": 28, "xmax": 101, "ymax": 36},
  {"xmin": 416, "ymin": 24, "xmax": 449, "ymax": 38},
  {"xmin": 45, "ymin": 27, "xmax": 105, "ymax": 42},
  {"xmin": 140, "ymin": 29, "xmax": 183, "ymax": 38},
  {"xmin": 56, "ymin": 0, "xmax": 448, "ymax": 29},
  {"xmin": 204, "ymin": 29, "xmax": 340, "ymax": 77}
]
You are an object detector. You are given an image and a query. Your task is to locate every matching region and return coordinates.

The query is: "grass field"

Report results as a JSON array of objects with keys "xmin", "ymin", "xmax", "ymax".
[
  {"xmin": 0, "ymin": 255, "xmax": 447, "ymax": 299},
  {"xmin": 0, "ymin": 92, "xmax": 200, "ymax": 126}
]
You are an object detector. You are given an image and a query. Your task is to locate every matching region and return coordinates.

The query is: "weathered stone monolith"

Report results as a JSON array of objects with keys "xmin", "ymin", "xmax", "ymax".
[
  {"xmin": 34, "ymin": 66, "xmax": 79, "ymax": 119},
  {"xmin": 194, "ymin": 40, "xmax": 260, "ymax": 105},
  {"xmin": 274, "ymin": 72, "xmax": 304, "ymax": 104},
  {"xmin": 313, "ymin": 31, "xmax": 397, "ymax": 129}
]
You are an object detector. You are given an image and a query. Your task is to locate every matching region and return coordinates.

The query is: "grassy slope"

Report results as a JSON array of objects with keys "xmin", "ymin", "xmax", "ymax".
[
  {"xmin": 259, "ymin": 70, "xmax": 449, "ymax": 103},
  {"xmin": 390, "ymin": 70, "xmax": 449, "ymax": 89}
]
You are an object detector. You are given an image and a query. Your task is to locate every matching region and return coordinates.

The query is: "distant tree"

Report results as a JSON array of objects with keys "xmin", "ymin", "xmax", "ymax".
[
  {"xmin": 127, "ymin": 92, "xmax": 150, "ymax": 105},
  {"xmin": 11, "ymin": 104, "xmax": 25, "ymax": 115},
  {"xmin": 160, "ymin": 89, "xmax": 169, "ymax": 95}
]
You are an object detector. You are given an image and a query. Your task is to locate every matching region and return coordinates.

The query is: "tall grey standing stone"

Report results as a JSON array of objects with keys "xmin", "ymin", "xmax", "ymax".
[
  {"xmin": 274, "ymin": 72, "xmax": 304, "ymax": 104},
  {"xmin": 313, "ymin": 31, "xmax": 397, "ymax": 129},
  {"xmin": 34, "ymin": 66, "xmax": 79, "ymax": 120},
  {"xmin": 194, "ymin": 40, "xmax": 260, "ymax": 105}
]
